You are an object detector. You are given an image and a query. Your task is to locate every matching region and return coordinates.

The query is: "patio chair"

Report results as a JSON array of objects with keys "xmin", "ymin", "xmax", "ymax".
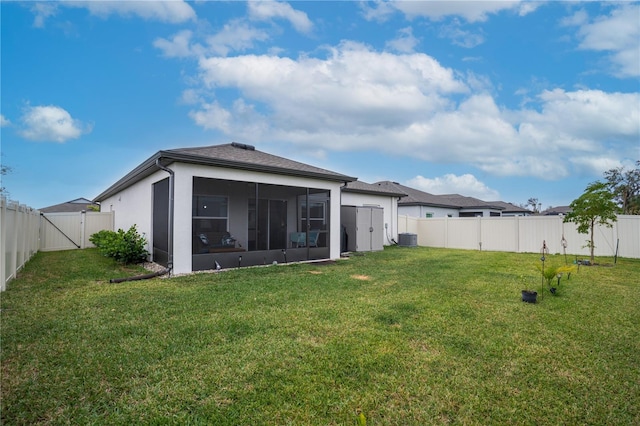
[
  {"xmin": 308, "ymin": 230, "xmax": 320, "ymax": 247},
  {"xmin": 290, "ymin": 232, "xmax": 306, "ymax": 247}
]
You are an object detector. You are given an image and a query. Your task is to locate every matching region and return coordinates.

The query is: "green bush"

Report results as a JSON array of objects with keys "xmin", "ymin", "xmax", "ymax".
[{"xmin": 89, "ymin": 225, "xmax": 148, "ymax": 264}]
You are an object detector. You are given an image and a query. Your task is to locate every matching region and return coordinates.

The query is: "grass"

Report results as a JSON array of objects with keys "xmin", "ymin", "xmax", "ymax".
[{"xmin": 1, "ymin": 247, "xmax": 639, "ymax": 425}]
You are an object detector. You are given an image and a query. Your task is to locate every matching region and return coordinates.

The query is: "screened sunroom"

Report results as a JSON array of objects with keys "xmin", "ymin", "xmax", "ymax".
[{"xmin": 188, "ymin": 177, "xmax": 332, "ymax": 271}]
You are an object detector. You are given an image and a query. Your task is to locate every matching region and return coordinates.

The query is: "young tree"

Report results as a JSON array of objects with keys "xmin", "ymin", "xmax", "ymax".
[
  {"xmin": 563, "ymin": 181, "xmax": 619, "ymax": 263},
  {"xmin": 603, "ymin": 161, "xmax": 640, "ymax": 214},
  {"xmin": 526, "ymin": 197, "xmax": 540, "ymax": 213}
]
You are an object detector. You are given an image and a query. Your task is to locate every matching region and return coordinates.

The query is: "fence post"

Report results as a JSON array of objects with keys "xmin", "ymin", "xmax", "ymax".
[
  {"xmin": 5, "ymin": 202, "xmax": 18, "ymax": 288},
  {"xmin": 515, "ymin": 215, "xmax": 520, "ymax": 253},
  {"xmin": 80, "ymin": 210, "xmax": 86, "ymax": 249},
  {"xmin": 1, "ymin": 197, "xmax": 6, "ymax": 291},
  {"xmin": 444, "ymin": 216, "xmax": 449, "ymax": 248}
]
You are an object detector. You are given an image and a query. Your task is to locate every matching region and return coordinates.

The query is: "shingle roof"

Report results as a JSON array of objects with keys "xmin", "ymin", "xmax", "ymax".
[
  {"xmin": 94, "ymin": 143, "xmax": 356, "ymax": 202},
  {"xmin": 342, "ymin": 180, "xmax": 407, "ymax": 197},
  {"xmin": 439, "ymin": 194, "xmax": 504, "ymax": 210},
  {"xmin": 542, "ymin": 205, "xmax": 572, "ymax": 215},
  {"xmin": 374, "ymin": 181, "xmax": 463, "ymax": 208},
  {"xmin": 488, "ymin": 201, "xmax": 532, "ymax": 214},
  {"xmin": 40, "ymin": 198, "xmax": 99, "ymax": 213},
  {"xmin": 374, "ymin": 181, "xmax": 506, "ymax": 210}
]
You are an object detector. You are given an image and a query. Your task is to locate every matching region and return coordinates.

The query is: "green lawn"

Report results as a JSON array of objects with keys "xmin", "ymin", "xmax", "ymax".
[{"xmin": 2, "ymin": 247, "xmax": 639, "ymax": 425}]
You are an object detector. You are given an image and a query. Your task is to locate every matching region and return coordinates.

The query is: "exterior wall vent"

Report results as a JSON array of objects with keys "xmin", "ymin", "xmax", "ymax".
[{"xmin": 231, "ymin": 142, "xmax": 255, "ymax": 151}]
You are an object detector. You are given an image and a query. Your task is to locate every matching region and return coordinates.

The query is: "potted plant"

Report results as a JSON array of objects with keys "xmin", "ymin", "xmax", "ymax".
[
  {"xmin": 519, "ymin": 275, "xmax": 538, "ymax": 303},
  {"xmin": 521, "ymin": 289, "xmax": 538, "ymax": 303}
]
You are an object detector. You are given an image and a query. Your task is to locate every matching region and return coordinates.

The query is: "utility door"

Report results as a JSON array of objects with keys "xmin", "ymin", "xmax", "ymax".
[
  {"xmin": 355, "ymin": 207, "xmax": 371, "ymax": 252},
  {"xmin": 370, "ymin": 207, "xmax": 384, "ymax": 251},
  {"xmin": 355, "ymin": 206, "xmax": 384, "ymax": 252}
]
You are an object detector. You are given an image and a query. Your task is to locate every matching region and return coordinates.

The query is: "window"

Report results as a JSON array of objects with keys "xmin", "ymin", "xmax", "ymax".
[
  {"xmin": 300, "ymin": 199, "xmax": 327, "ymax": 231},
  {"xmin": 192, "ymin": 195, "xmax": 228, "ymax": 254},
  {"xmin": 425, "ymin": 212, "xmax": 434, "ymax": 218}
]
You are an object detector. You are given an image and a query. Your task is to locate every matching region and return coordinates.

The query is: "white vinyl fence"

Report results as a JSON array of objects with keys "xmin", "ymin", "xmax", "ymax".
[
  {"xmin": 1, "ymin": 196, "xmax": 115, "ymax": 290},
  {"xmin": 398, "ymin": 215, "xmax": 640, "ymax": 259},
  {"xmin": 1, "ymin": 198, "xmax": 40, "ymax": 291}
]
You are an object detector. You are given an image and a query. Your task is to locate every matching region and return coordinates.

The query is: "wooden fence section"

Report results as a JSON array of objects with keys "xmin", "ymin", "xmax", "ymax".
[
  {"xmin": 398, "ymin": 214, "xmax": 640, "ymax": 259},
  {"xmin": 1, "ymin": 197, "xmax": 115, "ymax": 290},
  {"xmin": 1, "ymin": 198, "xmax": 40, "ymax": 291}
]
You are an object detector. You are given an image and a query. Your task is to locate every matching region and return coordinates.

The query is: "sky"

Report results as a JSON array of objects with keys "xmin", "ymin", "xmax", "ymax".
[{"xmin": 1, "ymin": 0, "xmax": 639, "ymax": 210}]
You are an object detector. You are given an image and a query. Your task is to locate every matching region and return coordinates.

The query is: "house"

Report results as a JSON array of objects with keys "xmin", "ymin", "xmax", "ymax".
[
  {"xmin": 542, "ymin": 206, "xmax": 572, "ymax": 216},
  {"xmin": 375, "ymin": 181, "xmax": 460, "ymax": 218},
  {"xmin": 436, "ymin": 194, "xmax": 505, "ymax": 217},
  {"xmin": 341, "ymin": 180, "xmax": 407, "ymax": 251},
  {"xmin": 93, "ymin": 142, "xmax": 360, "ymax": 275},
  {"xmin": 374, "ymin": 181, "xmax": 505, "ymax": 218},
  {"xmin": 39, "ymin": 197, "xmax": 99, "ymax": 213},
  {"xmin": 487, "ymin": 201, "xmax": 532, "ymax": 216}
]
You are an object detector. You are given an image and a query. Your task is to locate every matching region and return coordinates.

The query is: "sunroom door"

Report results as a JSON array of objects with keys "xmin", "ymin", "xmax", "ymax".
[{"xmin": 255, "ymin": 199, "xmax": 287, "ymax": 250}]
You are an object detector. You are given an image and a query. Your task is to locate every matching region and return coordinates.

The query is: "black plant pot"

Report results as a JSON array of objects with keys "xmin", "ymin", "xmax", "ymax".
[{"xmin": 521, "ymin": 290, "xmax": 537, "ymax": 303}]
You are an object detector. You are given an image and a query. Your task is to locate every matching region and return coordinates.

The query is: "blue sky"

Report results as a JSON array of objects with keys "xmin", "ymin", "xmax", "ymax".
[{"xmin": 2, "ymin": 1, "xmax": 639, "ymax": 210}]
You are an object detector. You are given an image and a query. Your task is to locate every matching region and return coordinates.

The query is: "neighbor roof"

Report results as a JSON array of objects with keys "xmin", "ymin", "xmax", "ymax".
[
  {"xmin": 374, "ymin": 181, "xmax": 505, "ymax": 211},
  {"xmin": 438, "ymin": 194, "xmax": 504, "ymax": 210},
  {"xmin": 488, "ymin": 201, "xmax": 532, "ymax": 214},
  {"xmin": 94, "ymin": 143, "xmax": 357, "ymax": 202},
  {"xmin": 374, "ymin": 181, "xmax": 457, "ymax": 208},
  {"xmin": 39, "ymin": 198, "xmax": 99, "ymax": 213},
  {"xmin": 542, "ymin": 206, "xmax": 572, "ymax": 216}
]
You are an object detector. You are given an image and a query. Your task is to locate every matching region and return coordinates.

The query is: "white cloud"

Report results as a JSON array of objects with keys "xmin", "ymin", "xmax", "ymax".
[
  {"xmin": 32, "ymin": 0, "xmax": 196, "ymax": 26},
  {"xmin": 0, "ymin": 114, "xmax": 11, "ymax": 127},
  {"xmin": 406, "ymin": 174, "xmax": 500, "ymax": 200},
  {"xmin": 19, "ymin": 105, "xmax": 92, "ymax": 143},
  {"xmin": 359, "ymin": 1, "xmax": 397, "ymax": 22},
  {"xmin": 386, "ymin": 27, "xmax": 420, "ymax": 53},
  {"xmin": 30, "ymin": 2, "xmax": 58, "ymax": 28},
  {"xmin": 360, "ymin": 0, "xmax": 537, "ymax": 24},
  {"xmin": 568, "ymin": 4, "xmax": 640, "ymax": 78},
  {"xmin": 438, "ymin": 20, "xmax": 485, "ymax": 48},
  {"xmin": 184, "ymin": 41, "xmax": 638, "ymax": 181},
  {"xmin": 248, "ymin": 1, "xmax": 313, "ymax": 34},
  {"xmin": 380, "ymin": 0, "xmax": 531, "ymax": 23},
  {"xmin": 206, "ymin": 19, "xmax": 270, "ymax": 56},
  {"xmin": 154, "ymin": 30, "xmax": 199, "ymax": 58},
  {"xmin": 154, "ymin": 21, "xmax": 270, "ymax": 58},
  {"xmin": 189, "ymin": 101, "xmax": 232, "ymax": 133}
]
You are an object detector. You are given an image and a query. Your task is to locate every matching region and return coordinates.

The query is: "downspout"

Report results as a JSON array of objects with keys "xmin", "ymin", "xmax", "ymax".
[{"xmin": 155, "ymin": 158, "xmax": 174, "ymax": 275}]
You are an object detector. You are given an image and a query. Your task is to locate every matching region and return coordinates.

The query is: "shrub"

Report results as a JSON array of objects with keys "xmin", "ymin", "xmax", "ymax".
[{"xmin": 89, "ymin": 225, "xmax": 148, "ymax": 264}]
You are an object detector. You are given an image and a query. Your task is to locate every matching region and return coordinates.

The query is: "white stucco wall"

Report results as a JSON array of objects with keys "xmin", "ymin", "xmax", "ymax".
[
  {"xmin": 399, "ymin": 205, "xmax": 459, "ymax": 218},
  {"xmin": 99, "ymin": 169, "xmax": 169, "ymax": 255},
  {"xmin": 341, "ymin": 192, "xmax": 399, "ymax": 245}
]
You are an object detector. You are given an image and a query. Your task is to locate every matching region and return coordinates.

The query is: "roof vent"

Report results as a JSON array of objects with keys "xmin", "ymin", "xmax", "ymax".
[{"xmin": 231, "ymin": 142, "xmax": 255, "ymax": 151}]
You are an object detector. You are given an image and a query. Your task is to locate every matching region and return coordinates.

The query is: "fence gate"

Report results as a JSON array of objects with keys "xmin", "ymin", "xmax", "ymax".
[{"xmin": 40, "ymin": 211, "xmax": 114, "ymax": 252}]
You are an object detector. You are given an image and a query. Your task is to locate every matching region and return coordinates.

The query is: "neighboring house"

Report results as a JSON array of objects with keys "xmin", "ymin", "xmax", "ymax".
[
  {"xmin": 93, "ymin": 142, "xmax": 357, "ymax": 275},
  {"xmin": 375, "ymin": 181, "xmax": 460, "ymax": 218},
  {"xmin": 374, "ymin": 181, "xmax": 505, "ymax": 218},
  {"xmin": 341, "ymin": 180, "xmax": 407, "ymax": 250},
  {"xmin": 542, "ymin": 206, "xmax": 572, "ymax": 216},
  {"xmin": 437, "ymin": 194, "xmax": 505, "ymax": 217},
  {"xmin": 486, "ymin": 201, "xmax": 532, "ymax": 217},
  {"xmin": 39, "ymin": 198, "xmax": 99, "ymax": 213}
]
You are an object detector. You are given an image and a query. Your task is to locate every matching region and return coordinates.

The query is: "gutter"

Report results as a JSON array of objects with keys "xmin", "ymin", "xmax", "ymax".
[{"xmin": 155, "ymin": 158, "xmax": 174, "ymax": 275}]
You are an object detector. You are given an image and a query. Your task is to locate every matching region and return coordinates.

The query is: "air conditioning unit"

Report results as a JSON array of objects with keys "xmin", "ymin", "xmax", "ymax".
[{"xmin": 398, "ymin": 233, "xmax": 417, "ymax": 247}]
